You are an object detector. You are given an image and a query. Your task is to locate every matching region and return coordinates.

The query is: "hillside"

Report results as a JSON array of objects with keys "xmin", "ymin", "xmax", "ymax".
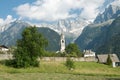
[
  {"xmin": 75, "ymin": 16, "xmax": 120, "ymax": 56},
  {"xmin": 0, "ymin": 20, "xmax": 60, "ymax": 51},
  {"xmin": 0, "ymin": 20, "xmax": 30, "ymax": 46},
  {"xmin": 37, "ymin": 27, "xmax": 60, "ymax": 51},
  {"xmin": 75, "ymin": 20, "xmax": 113, "ymax": 50},
  {"xmin": 96, "ymin": 17, "xmax": 120, "ymax": 58},
  {"xmin": 75, "ymin": 4, "xmax": 120, "ymax": 58}
]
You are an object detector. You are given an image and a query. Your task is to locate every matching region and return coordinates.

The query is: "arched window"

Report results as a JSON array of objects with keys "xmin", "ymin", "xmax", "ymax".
[{"xmin": 62, "ymin": 40, "xmax": 64, "ymax": 43}]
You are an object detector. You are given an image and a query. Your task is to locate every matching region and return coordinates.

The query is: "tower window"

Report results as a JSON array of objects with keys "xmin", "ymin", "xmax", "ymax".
[{"xmin": 62, "ymin": 40, "xmax": 64, "ymax": 43}]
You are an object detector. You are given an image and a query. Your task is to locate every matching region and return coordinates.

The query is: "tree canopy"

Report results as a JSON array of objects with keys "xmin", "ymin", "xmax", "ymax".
[
  {"xmin": 13, "ymin": 26, "xmax": 48, "ymax": 68},
  {"xmin": 65, "ymin": 43, "xmax": 82, "ymax": 57}
]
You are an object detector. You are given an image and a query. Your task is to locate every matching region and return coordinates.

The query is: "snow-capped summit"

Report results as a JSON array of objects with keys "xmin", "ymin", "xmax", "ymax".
[
  {"xmin": 110, "ymin": 0, "xmax": 120, "ymax": 6},
  {"xmin": 94, "ymin": 3, "xmax": 120, "ymax": 23}
]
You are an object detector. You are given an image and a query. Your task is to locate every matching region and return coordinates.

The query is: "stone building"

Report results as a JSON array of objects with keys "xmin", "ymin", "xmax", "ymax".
[
  {"xmin": 0, "ymin": 45, "xmax": 9, "ymax": 52},
  {"xmin": 83, "ymin": 50, "xmax": 95, "ymax": 58}
]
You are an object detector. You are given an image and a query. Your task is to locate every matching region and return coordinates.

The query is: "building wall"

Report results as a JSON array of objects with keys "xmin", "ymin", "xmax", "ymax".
[
  {"xmin": 112, "ymin": 62, "xmax": 116, "ymax": 67},
  {"xmin": 40, "ymin": 57, "xmax": 97, "ymax": 62},
  {"xmin": 0, "ymin": 54, "xmax": 97, "ymax": 62},
  {"xmin": 84, "ymin": 50, "xmax": 95, "ymax": 58},
  {"xmin": 0, "ymin": 54, "xmax": 13, "ymax": 60},
  {"xmin": 0, "ymin": 48, "xmax": 9, "ymax": 52},
  {"xmin": 84, "ymin": 54, "xmax": 95, "ymax": 57}
]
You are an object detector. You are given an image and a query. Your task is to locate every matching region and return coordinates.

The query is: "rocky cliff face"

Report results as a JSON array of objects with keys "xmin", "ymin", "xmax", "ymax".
[
  {"xmin": 75, "ymin": 20, "xmax": 113, "ymax": 50},
  {"xmin": 0, "ymin": 20, "xmax": 30, "ymax": 46},
  {"xmin": 94, "ymin": 3, "xmax": 120, "ymax": 23}
]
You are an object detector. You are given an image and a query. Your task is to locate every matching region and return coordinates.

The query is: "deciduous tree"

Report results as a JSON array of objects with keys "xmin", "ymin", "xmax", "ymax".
[
  {"xmin": 65, "ymin": 43, "xmax": 82, "ymax": 57},
  {"xmin": 13, "ymin": 26, "xmax": 48, "ymax": 68}
]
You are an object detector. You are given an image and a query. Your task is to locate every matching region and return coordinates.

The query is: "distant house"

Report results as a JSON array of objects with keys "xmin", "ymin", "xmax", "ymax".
[
  {"xmin": 83, "ymin": 50, "xmax": 95, "ymax": 58},
  {"xmin": 97, "ymin": 54, "xmax": 120, "ymax": 67},
  {"xmin": 0, "ymin": 45, "xmax": 9, "ymax": 52}
]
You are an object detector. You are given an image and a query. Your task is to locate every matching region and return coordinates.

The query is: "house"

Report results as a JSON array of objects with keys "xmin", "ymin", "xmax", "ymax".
[
  {"xmin": 83, "ymin": 50, "xmax": 95, "ymax": 58},
  {"xmin": 0, "ymin": 45, "xmax": 9, "ymax": 52},
  {"xmin": 97, "ymin": 54, "xmax": 120, "ymax": 67}
]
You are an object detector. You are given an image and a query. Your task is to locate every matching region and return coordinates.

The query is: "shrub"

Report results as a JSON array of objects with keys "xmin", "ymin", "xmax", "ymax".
[{"xmin": 65, "ymin": 57, "xmax": 75, "ymax": 70}]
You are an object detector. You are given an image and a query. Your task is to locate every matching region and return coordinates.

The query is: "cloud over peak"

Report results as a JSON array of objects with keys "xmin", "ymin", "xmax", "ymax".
[
  {"xmin": 14, "ymin": 0, "xmax": 104, "ymax": 22},
  {"xmin": 0, "ymin": 15, "xmax": 16, "ymax": 26}
]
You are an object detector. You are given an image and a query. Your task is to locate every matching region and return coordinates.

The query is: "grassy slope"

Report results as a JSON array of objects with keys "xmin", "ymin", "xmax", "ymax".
[{"xmin": 0, "ymin": 61, "xmax": 120, "ymax": 80}]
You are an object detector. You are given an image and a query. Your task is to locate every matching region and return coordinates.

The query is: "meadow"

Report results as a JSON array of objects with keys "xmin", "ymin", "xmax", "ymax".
[{"xmin": 0, "ymin": 61, "xmax": 120, "ymax": 80}]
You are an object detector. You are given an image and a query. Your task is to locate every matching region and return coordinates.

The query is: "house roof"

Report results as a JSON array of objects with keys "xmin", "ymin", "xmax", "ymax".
[
  {"xmin": 97, "ymin": 54, "xmax": 120, "ymax": 63},
  {"xmin": 97, "ymin": 54, "xmax": 108, "ymax": 63},
  {"xmin": 0, "ymin": 45, "xmax": 8, "ymax": 49},
  {"xmin": 84, "ymin": 50, "xmax": 95, "ymax": 55},
  {"xmin": 110, "ymin": 54, "xmax": 120, "ymax": 62}
]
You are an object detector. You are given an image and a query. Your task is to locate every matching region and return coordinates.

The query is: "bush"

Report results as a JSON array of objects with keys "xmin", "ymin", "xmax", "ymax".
[
  {"xmin": 0, "ymin": 60, "xmax": 16, "ymax": 67},
  {"xmin": 65, "ymin": 57, "xmax": 75, "ymax": 70}
]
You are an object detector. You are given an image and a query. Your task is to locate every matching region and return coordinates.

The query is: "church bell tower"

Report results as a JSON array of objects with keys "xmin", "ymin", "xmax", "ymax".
[{"xmin": 60, "ymin": 33, "xmax": 65, "ymax": 53}]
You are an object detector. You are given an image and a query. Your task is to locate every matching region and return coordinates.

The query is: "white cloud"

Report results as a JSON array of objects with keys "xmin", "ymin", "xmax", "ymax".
[
  {"xmin": 0, "ymin": 15, "xmax": 16, "ymax": 26},
  {"xmin": 14, "ymin": 0, "xmax": 104, "ymax": 21},
  {"xmin": 79, "ymin": 0, "xmax": 104, "ymax": 19},
  {"xmin": 0, "ymin": 19, "xmax": 4, "ymax": 25}
]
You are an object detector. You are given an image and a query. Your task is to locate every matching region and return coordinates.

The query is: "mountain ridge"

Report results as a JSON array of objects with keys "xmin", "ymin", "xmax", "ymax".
[
  {"xmin": 75, "ymin": 4, "xmax": 120, "ymax": 58},
  {"xmin": 0, "ymin": 20, "xmax": 60, "ymax": 51},
  {"xmin": 94, "ymin": 3, "xmax": 120, "ymax": 23}
]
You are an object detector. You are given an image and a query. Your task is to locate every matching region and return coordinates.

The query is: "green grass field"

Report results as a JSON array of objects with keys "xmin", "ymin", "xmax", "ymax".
[{"xmin": 0, "ymin": 61, "xmax": 120, "ymax": 80}]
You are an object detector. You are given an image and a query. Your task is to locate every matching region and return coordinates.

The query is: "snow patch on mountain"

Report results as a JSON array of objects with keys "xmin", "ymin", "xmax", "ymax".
[
  {"xmin": 110, "ymin": 0, "xmax": 120, "ymax": 6},
  {"xmin": 0, "ymin": 23, "xmax": 12, "ymax": 33}
]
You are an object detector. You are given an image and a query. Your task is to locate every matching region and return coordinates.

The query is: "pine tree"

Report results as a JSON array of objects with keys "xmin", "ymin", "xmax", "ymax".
[{"xmin": 106, "ymin": 54, "xmax": 112, "ymax": 66}]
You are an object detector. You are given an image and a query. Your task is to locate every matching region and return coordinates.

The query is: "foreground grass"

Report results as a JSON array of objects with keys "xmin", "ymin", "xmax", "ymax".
[
  {"xmin": 0, "ymin": 61, "xmax": 120, "ymax": 80},
  {"xmin": 1, "ymin": 73, "xmax": 120, "ymax": 80}
]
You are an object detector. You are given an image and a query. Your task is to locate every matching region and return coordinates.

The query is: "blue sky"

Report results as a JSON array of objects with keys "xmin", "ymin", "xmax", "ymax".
[
  {"xmin": 0, "ymin": 0, "xmax": 34, "ymax": 19},
  {"xmin": 0, "ymin": 0, "xmax": 106, "ymax": 26}
]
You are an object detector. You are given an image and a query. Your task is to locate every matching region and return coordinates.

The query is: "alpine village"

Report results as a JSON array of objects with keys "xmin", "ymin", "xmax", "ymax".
[{"xmin": 0, "ymin": 0, "xmax": 120, "ymax": 80}]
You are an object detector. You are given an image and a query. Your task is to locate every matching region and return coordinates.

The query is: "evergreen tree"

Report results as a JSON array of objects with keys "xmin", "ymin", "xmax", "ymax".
[
  {"xmin": 106, "ymin": 54, "xmax": 112, "ymax": 66},
  {"xmin": 13, "ymin": 26, "xmax": 48, "ymax": 68}
]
